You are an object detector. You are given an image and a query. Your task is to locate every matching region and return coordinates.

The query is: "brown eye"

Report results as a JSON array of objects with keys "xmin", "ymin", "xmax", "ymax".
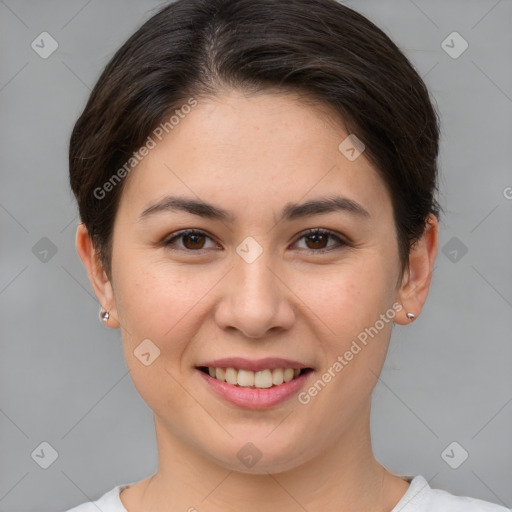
[
  {"xmin": 294, "ymin": 229, "xmax": 347, "ymax": 253},
  {"xmin": 163, "ymin": 228, "xmax": 347, "ymax": 254},
  {"xmin": 304, "ymin": 232, "xmax": 329, "ymax": 250},
  {"xmin": 182, "ymin": 232, "xmax": 206, "ymax": 249},
  {"xmin": 164, "ymin": 230, "xmax": 218, "ymax": 251}
]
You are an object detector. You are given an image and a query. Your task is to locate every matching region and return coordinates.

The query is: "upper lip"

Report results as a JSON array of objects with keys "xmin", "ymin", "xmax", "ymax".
[{"xmin": 197, "ymin": 357, "xmax": 312, "ymax": 372}]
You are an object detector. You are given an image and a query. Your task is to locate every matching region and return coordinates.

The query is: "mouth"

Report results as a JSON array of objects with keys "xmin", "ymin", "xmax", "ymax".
[
  {"xmin": 196, "ymin": 366, "xmax": 313, "ymax": 389},
  {"xmin": 195, "ymin": 357, "xmax": 315, "ymax": 409}
]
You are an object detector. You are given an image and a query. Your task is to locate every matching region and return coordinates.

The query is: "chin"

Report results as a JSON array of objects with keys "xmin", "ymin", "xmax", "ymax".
[{"xmin": 201, "ymin": 434, "xmax": 313, "ymax": 475}]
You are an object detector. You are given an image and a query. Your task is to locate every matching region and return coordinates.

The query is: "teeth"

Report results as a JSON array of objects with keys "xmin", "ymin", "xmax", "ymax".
[
  {"xmin": 237, "ymin": 369, "xmax": 254, "ymax": 387},
  {"xmin": 205, "ymin": 366, "xmax": 305, "ymax": 388},
  {"xmin": 254, "ymin": 369, "xmax": 273, "ymax": 388},
  {"xmin": 283, "ymin": 368, "xmax": 294, "ymax": 382},
  {"xmin": 272, "ymin": 368, "xmax": 284, "ymax": 385},
  {"xmin": 225, "ymin": 367, "xmax": 238, "ymax": 385},
  {"xmin": 215, "ymin": 367, "xmax": 226, "ymax": 381}
]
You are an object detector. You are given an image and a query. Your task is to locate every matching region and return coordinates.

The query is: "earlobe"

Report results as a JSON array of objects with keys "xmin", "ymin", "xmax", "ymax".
[
  {"xmin": 395, "ymin": 214, "xmax": 439, "ymax": 325},
  {"xmin": 75, "ymin": 223, "xmax": 120, "ymax": 329}
]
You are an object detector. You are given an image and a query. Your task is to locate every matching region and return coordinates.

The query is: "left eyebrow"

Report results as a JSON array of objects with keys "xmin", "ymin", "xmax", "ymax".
[
  {"xmin": 281, "ymin": 196, "xmax": 371, "ymax": 221},
  {"xmin": 138, "ymin": 195, "xmax": 371, "ymax": 223}
]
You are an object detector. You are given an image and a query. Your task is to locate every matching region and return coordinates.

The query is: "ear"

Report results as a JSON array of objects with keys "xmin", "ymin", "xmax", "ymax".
[
  {"xmin": 395, "ymin": 213, "xmax": 438, "ymax": 325},
  {"xmin": 75, "ymin": 223, "xmax": 120, "ymax": 329}
]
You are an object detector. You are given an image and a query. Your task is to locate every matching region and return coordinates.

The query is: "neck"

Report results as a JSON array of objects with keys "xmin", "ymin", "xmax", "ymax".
[{"xmin": 124, "ymin": 403, "xmax": 409, "ymax": 512}]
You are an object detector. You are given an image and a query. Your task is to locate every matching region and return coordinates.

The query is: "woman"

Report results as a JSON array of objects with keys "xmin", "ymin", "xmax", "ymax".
[{"xmin": 65, "ymin": 0, "xmax": 509, "ymax": 510}]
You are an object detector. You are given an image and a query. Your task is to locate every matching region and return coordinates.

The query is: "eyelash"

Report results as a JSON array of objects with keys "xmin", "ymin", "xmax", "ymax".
[{"xmin": 162, "ymin": 228, "xmax": 349, "ymax": 254}]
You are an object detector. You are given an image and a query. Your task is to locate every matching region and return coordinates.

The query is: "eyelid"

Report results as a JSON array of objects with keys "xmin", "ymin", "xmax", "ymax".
[
  {"xmin": 162, "ymin": 227, "xmax": 349, "ymax": 253},
  {"xmin": 162, "ymin": 229, "xmax": 220, "ymax": 251},
  {"xmin": 292, "ymin": 228, "xmax": 349, "ymax": 252}
]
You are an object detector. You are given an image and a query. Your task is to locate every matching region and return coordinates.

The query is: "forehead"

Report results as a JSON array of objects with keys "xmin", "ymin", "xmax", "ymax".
[{"xmin": 117, "ymin": 89, "xmax": 392, "ymax": 224}]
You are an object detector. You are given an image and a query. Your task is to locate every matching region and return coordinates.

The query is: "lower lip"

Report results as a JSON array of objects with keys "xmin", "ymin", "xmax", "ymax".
[{"xmin": 197, "ymin": 369, "xmax": 312, "ymax": 410}]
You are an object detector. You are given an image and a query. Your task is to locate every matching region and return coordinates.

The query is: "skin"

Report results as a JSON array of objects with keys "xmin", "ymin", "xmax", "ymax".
[{"xmin": 76, "ymin": 89, "xmax": 438, "ymax": 512}]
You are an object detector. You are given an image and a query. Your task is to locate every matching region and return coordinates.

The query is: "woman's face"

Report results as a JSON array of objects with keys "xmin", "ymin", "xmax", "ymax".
[{"xmin": 104, "ymin": 89, "xmax": 420, "ymax": 472}]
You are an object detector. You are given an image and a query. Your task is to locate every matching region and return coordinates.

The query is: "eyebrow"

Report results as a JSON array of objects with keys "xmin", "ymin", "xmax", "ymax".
[{"xmin": 139, "ymin": 195, "xmax": 371, "ymax": 223}]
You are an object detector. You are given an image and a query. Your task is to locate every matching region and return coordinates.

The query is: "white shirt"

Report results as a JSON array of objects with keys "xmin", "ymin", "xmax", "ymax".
[{"xmin": 64, "ymin": 475, "xmax": 511, "ymax": 511}]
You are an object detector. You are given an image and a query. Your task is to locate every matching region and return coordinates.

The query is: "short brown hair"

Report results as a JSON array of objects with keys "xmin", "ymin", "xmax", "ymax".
[{"xmin": 69, "ymin": 0, "xmax": 441, "ymax": 282}]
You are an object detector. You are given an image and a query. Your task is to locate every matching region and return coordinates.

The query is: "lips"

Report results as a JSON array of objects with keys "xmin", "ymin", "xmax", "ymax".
[
  {"xmin": 194, "ymin": 357, "xmax": 314, "ymax": 408},
  {"xmin": 196, "ymin": 364, "xmax": 314, "ymax": 409}
]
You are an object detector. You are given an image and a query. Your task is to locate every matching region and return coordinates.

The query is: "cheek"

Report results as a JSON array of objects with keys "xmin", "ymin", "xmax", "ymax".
[
  {"xmin": 293, "ymin": 255, "xmax": 396, "ymax": 339},
  {"xmin": 292, "ymin": 252, "xmax": 398, "ymax": 400},
  {"xmin": 112, "ymin": 254, "xmax": 223, "ymax": 379},
  {"xmin": 112, "ymin": 261, "xmax": 199, "ymax": 412},
  {"xmin": 296, "ymin": 269, "xmax": 395, "ymax": 421},
  {"xmin": 114, "ymin": 253, "xmax": 199, "ymax": 334}
]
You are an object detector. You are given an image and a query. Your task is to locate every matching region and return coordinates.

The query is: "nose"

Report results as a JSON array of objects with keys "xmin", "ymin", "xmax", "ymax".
[{"xmin": 214, "ymin": 250, "xmax": 296, "ymax": 339}]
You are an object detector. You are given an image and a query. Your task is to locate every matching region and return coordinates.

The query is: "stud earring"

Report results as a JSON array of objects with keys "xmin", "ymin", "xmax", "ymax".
[
  {"xmin": 406, "ymin": 312, "xmax": 416, "ymax": 321},
  {"xmin": 99, "ymin": 309, "xmax": 110, "ymax": 323}
]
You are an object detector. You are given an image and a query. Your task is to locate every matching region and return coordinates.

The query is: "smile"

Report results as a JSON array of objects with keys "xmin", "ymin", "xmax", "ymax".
[
  {"xmin": 198, "ymin": 366, "xmax": 311, "ymax": 389},
  {"xmin": 196, "ymin": 362, "xmax": 314, "ymax": 409}
]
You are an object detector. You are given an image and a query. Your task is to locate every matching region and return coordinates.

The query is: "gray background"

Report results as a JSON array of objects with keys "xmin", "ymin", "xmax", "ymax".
[{"xmin": 0, "ymin": 0, "xmax": 511, "ymax": 511}]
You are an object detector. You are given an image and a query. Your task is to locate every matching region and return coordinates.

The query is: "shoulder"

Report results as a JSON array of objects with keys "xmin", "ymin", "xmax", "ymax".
[
  {"xmin": 63, "ymin": 483, "xmax": 131, "ymax": 512},
  {"xmin": 428, "ymin": 487, "xmax": 510, "ymax": 512},
  {"xmin": 394, "ymin": 475, "xmax": 511, "ymax": 512}
]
